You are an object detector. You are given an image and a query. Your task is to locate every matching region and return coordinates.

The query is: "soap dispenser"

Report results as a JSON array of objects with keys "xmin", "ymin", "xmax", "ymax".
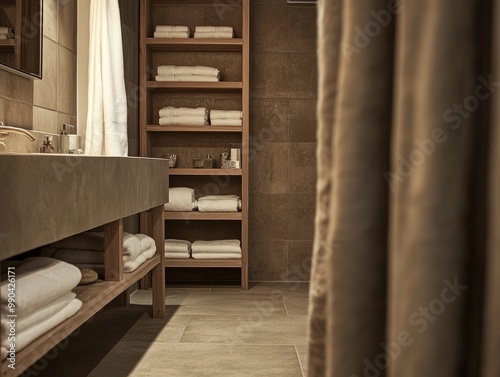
[{"xmin": 59, "ymin": 124, "xmax": 74, "ymax": 154}]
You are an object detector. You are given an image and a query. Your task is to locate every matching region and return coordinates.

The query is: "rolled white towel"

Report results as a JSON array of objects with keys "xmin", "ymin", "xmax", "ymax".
[
  {"xmin": 136, "ymin": 234, "xmax": 156, "ymax": 255},
  {"xmin": 192, "ymin": 239, "xmax": 242, "ymax": 254},
  {"xmin": 160, "ymin": 107, "xmax": 208, "ymax": 118},
  {"xmin": 194, "ymin": 31, "xmax": 234, "ymax": 39},
  {"xmin": 210, "ymin": 119, "xmax": 243, "ymax": 127},
  {"xmin": 195, "ymin": 26, "xmax": 233, "ymax": 33},
  {"xmin": 159, "ymin": 116, "xmax": 208, "ymax": 126},
  {"xmin": 156, "ymin": 25, "xmax": 190, "ymax": 32},
  {"xmin": 154, "ymin": 31, "xmax": 190, "ymax": 38},
  {"xmin": 192, "ymin": 253, "xmax": 241, "ymax": 260},
  {"xmin": 155, "ymin": 75, "xmax": 220, "ymax": 82},
  {"xmin": 165, "ymin": 239, "xmax": 192, "ymax": 253},
  {"xmin": 164, "ymin": 187, "xmax": 197, "ymax": 212},
  {"xmin": 0, "ymin": 258, "xmax": 81, "ymax": 317},
  {"xmin": 197, "ymin": 195, "xmax": 241, "ymax": 212},
  {"xmin": 210, "ymin": 110, "xmax": 242, "ymax": 120},
  {"xmin": 124, "ymin": 247, "xmax": 156, "ymax": 273},
  {"xmin": 1, "ymin": 298, "xmax": 82, "ymax": 359},
  {"xmin": 157, "ymin": 65, "xmax": 220, "ymax": 78}
]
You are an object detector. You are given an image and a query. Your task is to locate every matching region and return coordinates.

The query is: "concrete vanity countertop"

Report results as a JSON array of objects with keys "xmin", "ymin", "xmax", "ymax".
[{"xmin": 0, "ymin": 154, "xmax": 169, "ymax": 259}]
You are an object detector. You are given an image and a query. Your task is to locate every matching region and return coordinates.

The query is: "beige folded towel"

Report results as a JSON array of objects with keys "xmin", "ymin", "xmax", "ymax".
[
  {"xmin": 194, "ymin": 31, "xmax": 234, "ymax": 39},
  {"xmin": 166, "ymin": 252, "xmax": 190, "ymax": 259},
  {"xmin": 197, "ymin": 195, "xmax": 241, "ymax": 212},
  {"xmin": 164, "ymin": 187, "xmax": 197, "ymax": 212},
  {"xmin": 160, "ymin": 107, "xmax": 208, "ymax": 118},
  {"xmin": 195, "ymin": 26, "xmax": 233, "ymax": 33},
  {"xmin": 192, "ymin": 239, "xmax": 242, "ymax": 254},
  {"xmin": 154, "ymin": 31, "xmax": 190, "ymax": 38},
  {"xmin": 158, "ymin": 65, "xmax": 220, "ymax": 78},
  {"xmin": 155, "ymin": 75, "xmax": 220, "ymax": 82},
  {"xmin": 210, "ymin": 110, "xmax": 243, "ymax": 120},
  {"xmin": 192, "ymin": 253, "xmax": 241, "ymax": 259},
  {"xmin": 0, "ymin": 258, "xmax": 81, "ymax": 317},
  {"xmin": 124, "ymin": 247, "xmax": 156, "ymax": 273},
  {"xmin": 156, "ymin": 25, "xmax": 190, "ymax": 32},
  {"xmin": 165, "ymin": 239, "xmax": 192, "ymax": 253},
  {"xmin": 210, "ymin": 119, "xmax": 243, "ymax": 127},
  {"xmin": 0, "ymin": 27, "xmax": 12, "ymax": 34},
  {"xmin": 159, "ymin": 116, "xmax": 208, "ymax": 126},
  {"xmin": 0, "ymin": 34, "xmax": 7, "ymax": 40},
  {"xmin": 1, "ymin": 298, "xmax": 82, "ymax": 359}
]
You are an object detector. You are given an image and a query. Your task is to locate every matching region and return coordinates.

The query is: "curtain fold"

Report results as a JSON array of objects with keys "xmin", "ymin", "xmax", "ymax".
[{"xmin": 309, "ymin": 0, "xmax": 500, "ymax": 376}]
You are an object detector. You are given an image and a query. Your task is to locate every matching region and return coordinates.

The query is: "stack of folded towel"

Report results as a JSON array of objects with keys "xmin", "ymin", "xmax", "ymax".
[
  {"xmin": 165, "ymin": 239, "xmax": 192, "ymax": 259},
  {"xmin": 0, "ymin": 27, "xmax": 13, "ymax": 40},
  {"xmin": 210, "ymin": 110, "xmax": 243, "ymax": 127},
  {"xmin": 159, "ymin": 107, "xmax": 209, "ymax": 126},
  {"xmin": 1, "ymin": 258, "xmax": 82, "ymax": 359},
  {"xmin": 164, "ymin": 187, "xmax": 198, "ymax": 212},
  {"xmin": 155, "ymin": 65, "xmax": 221, "ymax": 82},
  {"xmin": 41, "ymin": 232, "xmax": 157, "ymax": 273},
  {"xmin": 191, "ymin": 240, "xmax": 242, "ymax": 259},
  {"xmin": 198, "ymin": 195, "xmax": 242, "ymax": 212},
  {"xmin": 194, "ymin": 26, "xmax": 234, "ymax": 39},
  {"xmin": 154, "ymin": 25, "xmax": 190, "ymax": 38}
]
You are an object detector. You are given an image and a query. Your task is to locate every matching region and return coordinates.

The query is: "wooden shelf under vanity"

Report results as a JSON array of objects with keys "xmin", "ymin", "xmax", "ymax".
[
  {"xmin": 146, "ymin": 38, "xmax": 243, "ymax": 52},
  {"xmin": 164, "ymin": 211, "xmax": 243, "ymax": 221},
  {"xmin": 169, "ymin": 168, "xmax": 242, "ymax": 176}
]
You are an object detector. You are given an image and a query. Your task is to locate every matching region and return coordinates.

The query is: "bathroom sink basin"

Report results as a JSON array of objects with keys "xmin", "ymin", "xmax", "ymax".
[{"xmin": 0, "ymin": 154, "xmax": 169, "ymax": 259}]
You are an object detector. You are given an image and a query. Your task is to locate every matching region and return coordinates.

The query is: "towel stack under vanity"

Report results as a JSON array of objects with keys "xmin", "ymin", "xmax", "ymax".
[
  {"xmin": 194, "ymin": 26, "xmax": 234, "ymax": 39},
  {"xmin": 0, "ymin": 26, "xmax": 13, "ymax": 40},
  {"xmin": 192, "ymin": 240, "xmax": 242, "ymax": 259},
  {"xmin": 41, "ymin": 232, "xmax": 157, "ymax": 273},
  {"xmin": 159, "ymin": 107, "xmax": 209, "ymax": 126},
  {"xmin": 155, "ymin": 65, "xmax": 221, "ymax": 82},
  {"xmin": 210, "ymin": 110, "xmax": 243, "ymax": 127},
  {"xmin": 0, "ymin": 258, "xmax": 82, "ymax": 359},
  {"xmin": 154, "ymin": 25, "xmax": 191, "ymax": 38}
]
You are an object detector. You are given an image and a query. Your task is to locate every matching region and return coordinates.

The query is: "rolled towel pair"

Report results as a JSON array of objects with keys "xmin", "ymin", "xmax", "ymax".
[
  {"xmin": 154, "ymin": 25, "xmax": 191, "ymax": 38},
  {"xmin": 197, "ymin": 195, "xmax": 242, "ymax": 212},
  {"xmin": 165, "ymin": 239, "xmax": 191, "ymax": 259},
  {"xmin": 194, "ymin": 26, "xmax": 234, "ymax": 39},
  {"xmin": 164, "ymin": 187, "xmax": 198, "ymax": 212},
  {"xmin": 191, "ymin": 240, "xmax": 242, "ymax": 259}
]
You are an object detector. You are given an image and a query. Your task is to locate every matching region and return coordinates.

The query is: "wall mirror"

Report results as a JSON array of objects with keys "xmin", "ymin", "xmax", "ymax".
[{"xmin": 0, "ymin": 0, "xmax": 42, "ymax": 79}]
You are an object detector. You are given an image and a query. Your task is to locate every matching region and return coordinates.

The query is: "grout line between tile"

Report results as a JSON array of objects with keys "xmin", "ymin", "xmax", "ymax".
[
  {"xmin": 177, "ymin": 315, "xmax": 191, "ymax": 343},
  {"xmin": 295, "ymin": 345, "xmax": 306, "ymax": 377}
]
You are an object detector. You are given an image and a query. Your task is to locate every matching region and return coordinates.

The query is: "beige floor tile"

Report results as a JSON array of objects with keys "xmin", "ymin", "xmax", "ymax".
[
  {"xmin": 284, "ymin": 297, "xmax": 309, "ymax": 315},
  {"xmin": 87, "ymin": 342, "xmax": 151, "ymax": 377},
  {"xmin": 120, "ymin": 313, "xmax": 190, "ymax": 343},
  {"xmin": 212, "ymin": 282, "xmax": 310, "ymax": 298},
  {"xmin": 296, "ymin": 345, "xmax": 309, "ymax": 376},
  {"xmin": 181, "ymin": 315, "xmax": 308, "ymax": 345},
  {"xmin": 107, "ymin": 344, "xmax": 304, "ymax": 377}
]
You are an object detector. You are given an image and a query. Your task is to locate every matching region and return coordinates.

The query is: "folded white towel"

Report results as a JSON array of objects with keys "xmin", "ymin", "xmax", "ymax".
[
  {"xmin": 195, "ymin": 26, "xmax": 233, "ymax": 33},
  {"xmin": 210, "ymin": 119, "xmax": 243, "ymax": 127},
  {"xmin": 194, "ymin": 31, "xmax": 234, "ymax": 39},
  {"xmin": 158, "ymin": 65, "xmax": 220, "ymax": 78},
  {"xmin": 192, "ymin": 239, "xmax": 242, "ymax": 254},
  {"xmin": 0, "ymin": 34, "xmax": 7, "ymax": 40},
  {"xmin": 155, "ymin": 75, "xmax": 220, "ymax": 82},
  {"xmin": 1, "ymin": 298, "xmax": 82, "ymax": 359},
  {"xmin": 137, "ymin": 234, "xmax": 156, "ymax": 254},
  {"xmin": 192, "ymin": 253, "xmax": 241, "ymax": 259},
  {"xmin": 165, "ymin": 252, "xmax": 191, "ymax": 259},
  {"xmin": 154, "ymin": 31, "xmax": 190, "ymax": 38},
  {"xmin": 164, "ymin": 187, "xmax": 197, "ymax": 212},
  {"xmin": 0, "ymin": 258, "xmax": 81, "ymax": 317},
  {"xmin": 160, "ymin": 116, "xmax": 208, "ymax": 126},
  {"xmin": 156, "ymin": 25, "xmax": 190, "ymax": 32},
  {"xmin": 0, "ymin": 27, "xmax": 12, "ymax": 34},
  {"xmin": 124, "ymin": 246, "xmax": 156, "ymax": 273},
  {"xmin": 160, "ymin": 107, "xmax": 208, "ymax": 118},
  {"xmin": 210, "ymin": 110, "xmax": 243, "ymax": 120},
  {"xmin": 165, "ymin": 239, "xmax": 192, "ymax": 253},
  {"xmin": 197, "ymin": 195, "xmax": 242, "ymax": 212}
]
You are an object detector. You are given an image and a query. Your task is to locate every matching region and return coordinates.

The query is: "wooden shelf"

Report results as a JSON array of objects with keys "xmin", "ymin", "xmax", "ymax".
[
  {"xmin": 146, "ymin": 38, "xmax": 243, "ymax": 51},
  {"xmin": 169, "ymin": 168, "xmax": 242, "ymax": 176},
  {"xmin": 165, "ymin": 212, "xmax": 243, "ymax": 220},
  {"xmin": 146, "ymin": 125, "xmax": 242, "ymax": 133},
  {"xmin": 165, "ymin": 258, "xmax": 242, "ymax": 268},
  {"xmin": 146, "ymin": 81, "xmax": 242, "ymax": 92},
  {"xmin": 1, "ymin": 256, "xmax": 161, "ymax": 377}
]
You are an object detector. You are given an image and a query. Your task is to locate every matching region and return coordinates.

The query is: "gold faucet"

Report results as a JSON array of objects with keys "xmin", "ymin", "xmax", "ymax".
[{"xmin": 0, "ymin": 121, "xmax": 36, "ymax": 153}]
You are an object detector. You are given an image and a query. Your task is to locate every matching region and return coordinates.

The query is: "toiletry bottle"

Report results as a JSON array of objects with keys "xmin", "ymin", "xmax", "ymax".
[
  {"xmin": 59, "ymin": 124, "xmax": 74, "ymax": 154},
  {"xmin": 39, "ymin": 135, "xmax": 55, "ymax": 153},
  {"xmin": 204, "ymin": 155, "xmax": 214, "ymax": 168}
]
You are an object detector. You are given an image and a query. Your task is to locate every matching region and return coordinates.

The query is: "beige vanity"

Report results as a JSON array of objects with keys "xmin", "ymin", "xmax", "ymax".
[{"xmin": 0, "ymin": 154, "xmax": 169, "ymax": 376}]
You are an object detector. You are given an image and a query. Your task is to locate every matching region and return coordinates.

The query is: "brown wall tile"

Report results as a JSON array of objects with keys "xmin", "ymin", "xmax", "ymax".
[
  {"xmin": 56, "ymin": 45, "xmax": 77, "ymax": 116},
  {"xmin": 34, "ymin": 37, "xmax": 58, "ymax": 110},
  {"xmin": 250, "ymin": 99, "xmax": 289, "ymax": 143},
  {"xmin": 288, "ymin": 240, "xmax": 313, "ymax": 281},
  {"xmin": 250, "ymin": 5, "xmax": 289, "ymax": 52},
  {"xmin": 58, "ymin": 0, "xmax": 77, "ymax": 53},
  {"xmin": 43, "ymin": 0, "xmax": 57, "ymax": 41},
  {"xmin": 33, "ymin": 106, "xmax": 58, "ymax": 134},
  {"xmin": 249, "ymin": 142, "xmax": 289, "ymax": 194},
  {"xmin": 4, "ymin": 99, "xmax": 33, "ymax": 129},
  {"xmin": 289, "ymin": 99, "xmax": 317, "ymax": 142},
  {"xmin": 288, "ymin": 142, "xmax": 317, "ymax": 194},
  {"xmin": 249, "ymin": 194, "xmax": 289, "ymax": 241},
  {"xmin": 289, "ymin": 7, "xmax": 317, "ymax": 53},
  {"xmin": 249, "ymin": 240, "xmax": 289, "ymax": 281}
]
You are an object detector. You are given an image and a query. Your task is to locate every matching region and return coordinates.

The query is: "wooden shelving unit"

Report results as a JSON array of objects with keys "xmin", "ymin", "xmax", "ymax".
[{"xmin": 140, "ymin": 0, "xmax": 250, "ymax": 289}]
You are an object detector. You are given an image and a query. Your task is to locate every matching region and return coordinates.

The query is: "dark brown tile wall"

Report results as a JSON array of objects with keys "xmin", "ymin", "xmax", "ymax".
[
  {"xmin": 0, "ymin": 0, "xmax": 77, "ymax": 149},
  {"xmin": 249, "ymin": 2, "xmax": 317, "ymax": 282}
]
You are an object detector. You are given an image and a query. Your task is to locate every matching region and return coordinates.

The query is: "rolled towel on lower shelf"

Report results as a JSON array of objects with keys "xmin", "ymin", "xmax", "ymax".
[{"xmin": 164, "ymin": 187, "xmax": 197, "ymax": 212}]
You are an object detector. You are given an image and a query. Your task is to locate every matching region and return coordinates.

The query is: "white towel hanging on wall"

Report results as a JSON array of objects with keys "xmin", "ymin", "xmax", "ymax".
[{"xmin": 85, "ymin": 0, "xmax": 128, "ymax": 156}]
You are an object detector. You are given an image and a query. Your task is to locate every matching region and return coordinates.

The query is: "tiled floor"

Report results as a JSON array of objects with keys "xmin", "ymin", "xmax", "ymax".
[{"xmin": 31, "ymin": 283, "xmax": 309, "ymax": 377}]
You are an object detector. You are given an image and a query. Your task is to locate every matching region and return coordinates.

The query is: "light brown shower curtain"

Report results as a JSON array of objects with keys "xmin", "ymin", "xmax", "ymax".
[{"xmin": 308, "ymin": 0, "xmax": 500, "ymax": 376}]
